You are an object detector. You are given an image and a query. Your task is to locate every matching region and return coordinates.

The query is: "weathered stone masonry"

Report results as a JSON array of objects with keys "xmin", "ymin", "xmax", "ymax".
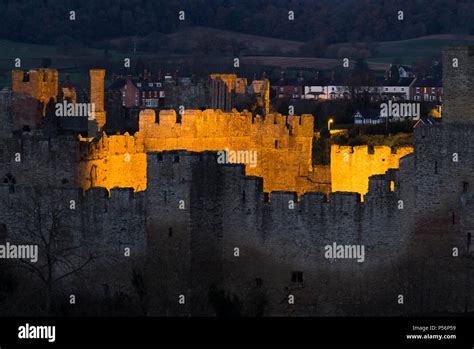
[{"xmin": 0, "ymin": 47, "xmax": 474, "ymax": 316}]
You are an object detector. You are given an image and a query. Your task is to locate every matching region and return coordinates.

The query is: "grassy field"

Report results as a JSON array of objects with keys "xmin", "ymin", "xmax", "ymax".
[
  {"xmin": 367, "ymin": 34, "xmax": 474, "ymax": 64},
  {"xmin": 165, "ymin": 26, "xmax": 304, "ymax": 54},
  {"xmin": 242, "ymin": 56, "xmax": 390, "ymax": 71},
  {"xmin": 0, "ymin": 40, "xmax": 103, "ymax": 86},
  {"xmin": 0, "ymin": 39, "xmax": 173, "ymax": 87},
  {"xmin": 1, "ymin": 31, "xmax": 474, "ymax": 87}
]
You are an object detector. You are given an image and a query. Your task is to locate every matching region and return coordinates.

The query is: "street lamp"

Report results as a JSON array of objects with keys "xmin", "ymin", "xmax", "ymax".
[{"xmin": 328, "ymin": 118, "xmax": 334, "ymax": 131}]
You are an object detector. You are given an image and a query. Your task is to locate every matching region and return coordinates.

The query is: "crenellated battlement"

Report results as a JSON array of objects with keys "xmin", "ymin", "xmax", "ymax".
[
  {"xmin": 146, "ymin": 150, "xmax": 393, "ymax": 212},
  {"xmin": 79, "ymin": 132, "xmax": 144, "ymax": 159},
  {"xmin": 138, "ymin": 109, "xmax": 314, "ymax": 138},
  {"xmin": 79, "ymin": 109, "xmax": 319, "ymax": 194}
]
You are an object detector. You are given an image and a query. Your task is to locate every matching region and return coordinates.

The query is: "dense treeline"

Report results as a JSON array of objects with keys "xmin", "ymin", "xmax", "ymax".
[{"xmin": 0, "ymin": 0, "xmax": 472, "ymax": 46}]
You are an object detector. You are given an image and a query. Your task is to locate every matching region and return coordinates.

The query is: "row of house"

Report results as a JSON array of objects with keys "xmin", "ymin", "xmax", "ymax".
[
  {"xmin": 108, "ymin": 72, "xmax": 270, "ymax": 113},
  {"xmin": 353, "ymin": 107, "xmax": 440, "ymax": 126},
  {"xmin": 272, "ymin": 74, "xmax": 443, "ymax": 103},
  {"xmin": 109, "ymin": 75, "xmax": 173, "ymax": 108}
]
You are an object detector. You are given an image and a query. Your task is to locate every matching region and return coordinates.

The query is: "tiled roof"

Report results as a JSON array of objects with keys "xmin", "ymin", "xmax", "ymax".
[
  {"xmin": 412, "ymin": 78, "xmax": 442, "ymax": 87},
  {"xmin": 383, "ymin": 77, "xmax": 415, "ymax": 86},
  {"xmin": 108, "ymin": 78, "xmax": 127, "ymax": 90}
]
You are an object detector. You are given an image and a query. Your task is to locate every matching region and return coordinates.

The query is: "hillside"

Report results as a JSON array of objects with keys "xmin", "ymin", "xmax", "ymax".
[
  {"xmin": 2, "ymin": 31, "xmax": 474, "ymax": 87},
  {"xmin": 242, "ymin": 56, "xmax": 390, "ymax": 71},
  {"xmin": 367, "ymin": 34, "xmax": 474, "ymax": 64},
  {"xmin": 164, "ymin": 26, "xmax": 304, "ymax": 54}
]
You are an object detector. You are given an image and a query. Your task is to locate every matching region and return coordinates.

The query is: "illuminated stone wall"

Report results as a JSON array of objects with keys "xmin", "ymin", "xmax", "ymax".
[
  {"xmin": 79, "ymin": 109, "xmax": 329, "ymax": 194},
  {"xmin": 209, "ymin": 74, "xmax": 238, "ymax": 92},
  {"xmin": 79, "ymin": 110, "xmax": 415, "ymax": 196},
  {"xmin": 139, "ymin": 109, "xmax": 318, "ymax": 194},
  {"xmin": 12, "ymin": 69, "xmax": 58, "ymax": 107},
  {"xmin": 11, "ymin": 69, "xmax": 58, "ymax": 125},
  {"xmin": 331, "ymin": 145, "xmax": 413, "ymax": 198},
  {"xmin": 251, "ymin": 79, "xmax": 270, "ymax": 115},
  {"xmin": 79, "ymin": 133, "xmax": 147, "ymax": 191},
  {"xmin": 89, "ymin": 69, "xmax": 106, "ymax": 130}
]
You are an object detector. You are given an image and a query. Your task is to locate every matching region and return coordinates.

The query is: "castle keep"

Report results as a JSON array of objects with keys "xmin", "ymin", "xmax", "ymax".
[{"xmin": 0, "ymin": 47, "xmax": 473, "ymax": 316}]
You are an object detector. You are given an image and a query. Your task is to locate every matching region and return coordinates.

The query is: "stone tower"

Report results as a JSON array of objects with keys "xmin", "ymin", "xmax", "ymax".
[
  {"xmin": 411, "ymin": 47, "xmax": 474, "ymax": 258},
  {"xmin": 11, "ymin": 69, "xmax": 58, "ymax": 116},
  {"xmin": 89, "ymin": 69, "xmax": 106, "ymax": 131},
  {"xmin": 210, "ymin": 74, "xmax": 237, "ymax": 112},
  {"xmin": 251, "ymin": 79, "xmax": 270, "ymax": 115},
  {"xmin": 442, "ymin": 46, "xmax": 474, "ymax": 124}
]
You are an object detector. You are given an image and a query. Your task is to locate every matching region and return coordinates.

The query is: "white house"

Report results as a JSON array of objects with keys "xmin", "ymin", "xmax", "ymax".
[
  {"xmin": 353, "ymin": 109, "xmax": 387, "ymax": 125},
  {"xmin": 381, "ymin": 77, "xmax": 416, "ymax": 101}
]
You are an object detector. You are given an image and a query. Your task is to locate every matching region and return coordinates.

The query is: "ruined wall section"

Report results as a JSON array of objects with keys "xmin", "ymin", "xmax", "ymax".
[
  {"xmin": 251, "ymin": 79, "xmax": 270, "ymax": 115},
  {"xmin": 12, "ymin": 69, "xmax": 58, "ymax": 107},
  {"xmin": 78, "ymin": 133, "xmax": 147, "ymax": 191},
  {"xmin": 11, "ymin": 69, "xmax": 58, "ymax": 131},
  {"xmin": 89, "ymin": 69, "xmax": 106, "ymax": 130},
  {"xmin": 137, "ymin": 109, "xmax": 317, "ymax": 194},
  {"xmin": 331, "ymin": 145, "xmax": 413, "ymax": 198}
]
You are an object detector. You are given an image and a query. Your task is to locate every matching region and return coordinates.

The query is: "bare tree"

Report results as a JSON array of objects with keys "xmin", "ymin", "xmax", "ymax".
[{"xmin": 12, "ymin": 187, "xmax": 96, "ymax": 314}]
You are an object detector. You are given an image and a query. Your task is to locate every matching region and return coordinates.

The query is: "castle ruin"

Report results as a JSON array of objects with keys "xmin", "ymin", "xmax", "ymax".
[{"xmin": 0, "ymin": 48, "xmax": 473, "ymax": 316}]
